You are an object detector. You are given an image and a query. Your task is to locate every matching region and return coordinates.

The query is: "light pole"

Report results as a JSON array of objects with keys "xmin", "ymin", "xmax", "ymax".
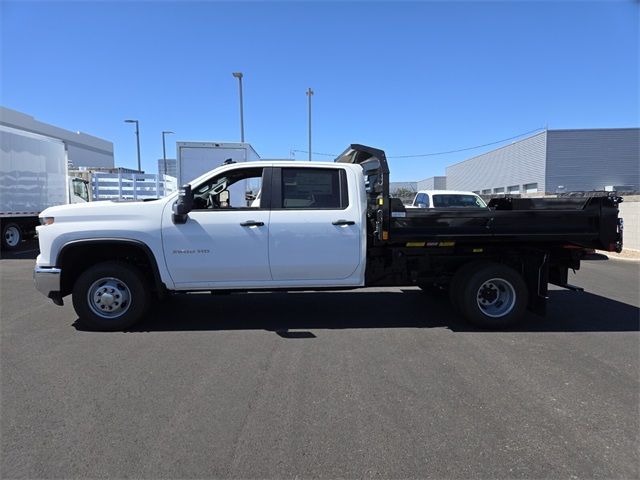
[
  {"xmin": 161, "ymin": 130, "xmax": 174, "ymax": 176},
  {"xmin": 124, "ymin": 119, "xmax": 141, "ymax": 172},
  {"xmin": 232, "ymin": 72, "xmax": 245, "ymax": 142},
  {"xmin": 306, "ymin": 88, "xmax": 313, "ymax": 161}
]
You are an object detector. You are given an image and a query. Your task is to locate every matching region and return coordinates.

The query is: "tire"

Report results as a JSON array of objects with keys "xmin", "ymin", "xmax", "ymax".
[
  {"xmin": 1, "ymin": 222, "xmax": 22, "ymax": 250},
  {"xmin": 458, "ymin": 263, "xmax": 528, "ymax": 329},
  {"xmin": 72, "ymin": 261, "xmax": 149, "ymax": 331},
  {"xmin": 448, "ymin": 261, "xmax": 487, "ymax": 313}
]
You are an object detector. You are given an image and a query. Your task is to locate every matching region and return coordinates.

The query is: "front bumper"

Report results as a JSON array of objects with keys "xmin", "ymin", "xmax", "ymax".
[{"xmin": 34, "ymin": 266, "xmax": 62, "ymax": 303}]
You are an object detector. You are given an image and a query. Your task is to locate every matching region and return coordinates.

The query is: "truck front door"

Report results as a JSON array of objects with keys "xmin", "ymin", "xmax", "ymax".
[{"xmin": 161, "ymin": 166, "xmax": 272, "ymax": 288}]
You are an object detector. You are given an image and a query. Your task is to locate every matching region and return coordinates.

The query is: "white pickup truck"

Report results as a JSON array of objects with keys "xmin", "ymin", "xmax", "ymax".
[
  {"xmin": 409, "ymin": 190, "xmax": 487, "ymax": 209},
  {"xmin": 34, "ymin": 145, "xmax": 623, "ymax": 331}
]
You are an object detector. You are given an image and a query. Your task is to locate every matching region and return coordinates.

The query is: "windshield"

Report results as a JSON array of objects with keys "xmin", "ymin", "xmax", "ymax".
[{"xmin": 432, "ymin": 194, "xmax": 487, "ymax": 208}]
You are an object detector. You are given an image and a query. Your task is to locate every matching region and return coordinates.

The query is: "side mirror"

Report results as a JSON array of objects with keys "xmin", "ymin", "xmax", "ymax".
[{"xmin": 172, "ymin": 184, "xmax": 194, "ymax": 224}]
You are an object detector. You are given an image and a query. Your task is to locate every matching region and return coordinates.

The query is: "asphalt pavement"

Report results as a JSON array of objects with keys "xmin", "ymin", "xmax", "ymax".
[{"xmin": 1, "ymin": 245, "xmax": 638, "ymax": 479}]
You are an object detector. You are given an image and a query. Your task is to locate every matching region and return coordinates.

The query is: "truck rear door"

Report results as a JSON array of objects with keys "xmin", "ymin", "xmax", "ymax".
[{"xmin": 268, "ymin": 166, "xmax": 363, "ymax": 283}]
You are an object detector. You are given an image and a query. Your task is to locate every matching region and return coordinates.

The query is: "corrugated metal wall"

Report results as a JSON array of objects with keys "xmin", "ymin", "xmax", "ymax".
[
  {"xmin": 417, "ymin": 176, "xmax": 447, "ymax": 190},
  {"xmin": 545, "ymin": 129, "xmax": 640, "ymax": 192},
  {"xmin": 446, "ymin": 131, "xmax": 547, "ymax": 192}
]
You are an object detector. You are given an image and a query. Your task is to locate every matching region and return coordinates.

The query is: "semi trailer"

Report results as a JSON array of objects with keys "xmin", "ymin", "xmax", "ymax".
[{"xmin": 1, "ymin": 125, "xmax": 89, "ymax": 250}]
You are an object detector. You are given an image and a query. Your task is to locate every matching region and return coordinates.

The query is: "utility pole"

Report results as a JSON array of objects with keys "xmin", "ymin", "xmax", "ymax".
[
  {"xmin": 161, "ymin": 130, "xmax": 174, "ymax": 176},
  {"xmin": 124, "ymin": 119, "xmax": 141, "ymax": 172},
  {"xmin": 306, "ymin": 88, "xmax": 313, "ymax": 161},
  {"xmin": 232, "ymin": 72, "xmax": 245, "ymax": 142}
]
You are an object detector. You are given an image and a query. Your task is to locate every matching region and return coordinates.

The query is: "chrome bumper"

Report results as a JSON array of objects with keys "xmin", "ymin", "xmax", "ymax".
[{"xmin": 34, "ymin": 266, "xmax": 62, "ymax": 298}]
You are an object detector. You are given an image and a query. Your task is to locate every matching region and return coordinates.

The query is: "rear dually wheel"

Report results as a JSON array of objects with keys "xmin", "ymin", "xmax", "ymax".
[{"xmin": 458, "ymin": 262, "xmax": 528, "ymax": 329}]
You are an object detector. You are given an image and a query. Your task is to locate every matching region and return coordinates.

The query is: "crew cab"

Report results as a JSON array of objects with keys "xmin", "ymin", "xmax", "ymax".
[
  {"xmin": 34, "ymin": 144, "xmax": 624, "ymax": 331},
  {"xmin": 409, "ymin": 190, "xmax": 487, "ymax": 209}
]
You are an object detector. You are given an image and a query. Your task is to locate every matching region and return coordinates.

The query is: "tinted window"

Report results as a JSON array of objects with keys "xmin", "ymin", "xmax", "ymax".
[
  {"xmin": 432, "ymin": 194, "xmax": 487, "ymax": 208},
  {"xmin": 282, "ymin": 168, "xmax": 347, "ymax": 209}
]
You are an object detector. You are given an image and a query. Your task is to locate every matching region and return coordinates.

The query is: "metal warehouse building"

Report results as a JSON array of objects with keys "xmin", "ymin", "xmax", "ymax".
[
  {"xmin": 417, "ymin": 176, "xmax": 447, "ymax": 191},
  {"xmin": 446, "ymin": 128, "xmax": 639, "ymax": 194}
]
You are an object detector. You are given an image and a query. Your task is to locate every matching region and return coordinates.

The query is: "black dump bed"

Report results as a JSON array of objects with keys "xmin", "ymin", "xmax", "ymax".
[{"xmin": 335, "ymin": 144, "xmax": 623, "ymax": 252}]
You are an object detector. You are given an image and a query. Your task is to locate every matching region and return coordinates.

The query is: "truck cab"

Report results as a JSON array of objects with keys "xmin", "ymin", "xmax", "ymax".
[{"xmin": 164, "ymin": 161, "xmax": 365, "ymax": 289}]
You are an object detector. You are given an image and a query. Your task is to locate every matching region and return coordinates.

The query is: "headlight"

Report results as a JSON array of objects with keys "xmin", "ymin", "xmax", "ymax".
[{"xmin": 40, "ymin": 217, "xmax": 55, "ymax": 225}]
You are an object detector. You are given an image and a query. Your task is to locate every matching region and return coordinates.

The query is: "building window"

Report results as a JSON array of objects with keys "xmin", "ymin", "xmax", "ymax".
[
  {"xmin": 523, "ymin": 182, "xmax": 538, "ymax": 193},
  {"xmin": 507, "ymin": 185, "xmax": 520, "ymax": 194},
  {"xmin": 482, "ymin": 189, "xmax": 491, "ymax": 195},
  {"xmin": 493, "ymin": 187, "xmax": 505, "ymax": 194}
]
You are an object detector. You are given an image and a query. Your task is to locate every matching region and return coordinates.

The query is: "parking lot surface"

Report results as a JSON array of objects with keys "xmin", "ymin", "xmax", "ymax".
[{"xmin": 1, "ymin": 246, "xmax": 639, "ymax": 479}]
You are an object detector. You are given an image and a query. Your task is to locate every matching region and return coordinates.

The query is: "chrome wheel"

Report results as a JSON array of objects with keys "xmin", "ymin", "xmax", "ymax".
[
  {"xmin": 4, "ymin": 225, "xmax": 20, "ymax": 247},
  {"xmin": 87, "ymin": 277, "xmax": 132, "ymax": 319},
  {"xmin": 476, "ymin": 278, "xmax": 516, "ymax": 318}
]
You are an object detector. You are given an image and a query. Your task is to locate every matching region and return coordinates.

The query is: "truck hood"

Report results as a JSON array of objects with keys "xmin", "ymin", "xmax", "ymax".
[{"xmin": 40, "ymin": 198, "xmax": 173, "ymax": 222}]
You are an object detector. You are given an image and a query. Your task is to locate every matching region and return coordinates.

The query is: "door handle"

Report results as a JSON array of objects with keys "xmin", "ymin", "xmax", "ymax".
[
  {"xmin": 240, "ymin": 220, "xmax": 264, "ymax": 227},
  {"xmin": 332, "ymin": 220, "xmax": 355, "ymax": 226}
]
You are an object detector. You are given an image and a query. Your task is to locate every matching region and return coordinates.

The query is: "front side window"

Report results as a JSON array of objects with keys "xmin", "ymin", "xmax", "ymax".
[
  {"xmin": 414, "ymin": 193, "xmax": 429, "ymax": 207},
  {"xmin": 281, "ymin": 168, "xmax": 348, "ymax": 209},
  {"xmin": 192, "ymin": 167, "xmax": 264, "ymax": 210}
]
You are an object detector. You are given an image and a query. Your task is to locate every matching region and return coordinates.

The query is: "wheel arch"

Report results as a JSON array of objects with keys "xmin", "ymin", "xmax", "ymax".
[{"xmin": 56, "ymin": 238, "xmax": 167, "ymax": 298}]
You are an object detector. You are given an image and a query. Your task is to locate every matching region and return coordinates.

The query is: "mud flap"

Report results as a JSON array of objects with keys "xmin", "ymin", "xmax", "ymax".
[{"xmin": 523, "ymin": 252, "xmax": 549, "ymax": 316}]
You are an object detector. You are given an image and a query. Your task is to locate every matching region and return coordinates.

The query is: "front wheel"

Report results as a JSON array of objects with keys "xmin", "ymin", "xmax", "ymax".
[
  {"xmin": 72, "ymin": 261, "xmax": 149, "ymax": 331},
  {"xmin": 459, "ymin": 263, "xmax": 528, "ymax": 329}
]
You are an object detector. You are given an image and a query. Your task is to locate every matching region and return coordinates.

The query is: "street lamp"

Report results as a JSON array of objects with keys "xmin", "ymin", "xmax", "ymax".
[
  {"xmin": 306, "ymin": 88, "xmax": 314, "ymax": 161},
  {"xmin": 124, "ymin": 119, "xmax": 141, "ymax": 172},
  {"xmin": 161, "ymin": 130, "xmax": 174, "ymax": 176},
  {"xmin": 232, "ymin": 72, "xmax": 245, "ymax": 142}
]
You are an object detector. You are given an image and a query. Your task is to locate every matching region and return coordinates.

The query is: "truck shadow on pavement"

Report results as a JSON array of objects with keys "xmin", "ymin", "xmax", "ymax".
[{"xmin": 79, "ymin": 288, "xmax": 640, "ymax": 334}]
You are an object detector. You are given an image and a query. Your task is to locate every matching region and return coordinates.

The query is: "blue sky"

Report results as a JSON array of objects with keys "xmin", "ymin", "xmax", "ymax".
[{"xmin": 2, "ymin": 1, "xmax": 637, "ymax": 181}]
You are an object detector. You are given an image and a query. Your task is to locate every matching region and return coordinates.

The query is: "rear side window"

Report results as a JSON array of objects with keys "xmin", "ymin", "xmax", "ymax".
[{"xmin": 281, "ymin": 168, "xmax": 348, "ymax": 209}]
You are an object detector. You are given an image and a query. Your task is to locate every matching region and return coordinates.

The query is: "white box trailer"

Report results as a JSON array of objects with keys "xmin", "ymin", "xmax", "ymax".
[
  {"xmin": 176, "ymin": 141, "xmax": 260, "ymax": 208},
  {"xmin": 0, "ymin": 125, "xmax": 89, "ymax": 250}
]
